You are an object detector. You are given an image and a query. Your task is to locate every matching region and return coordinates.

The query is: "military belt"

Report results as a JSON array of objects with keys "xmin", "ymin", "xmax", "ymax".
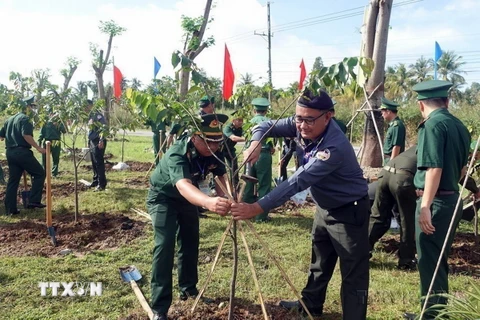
[
  {"xmin": 383, "ymin": 165, "xmax": 413, "ymax": 177},
  {"xmin": 415, "ymin": 189, "xmax": 456, "ymax": 198}
]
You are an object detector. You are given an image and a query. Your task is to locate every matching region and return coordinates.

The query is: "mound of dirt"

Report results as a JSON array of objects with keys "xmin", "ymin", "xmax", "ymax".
[
  {"xmin": 0, "ymin": 213, "xmax": 148, "ymax": 257},
  {"xmin": 378, "ymin": 232, "xmax": 480, "ymax": 277}
]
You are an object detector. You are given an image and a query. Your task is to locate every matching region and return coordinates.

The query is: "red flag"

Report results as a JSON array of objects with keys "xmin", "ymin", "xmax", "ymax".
[
  {"xmin": 298, "ymin": 59, "xmax": 306, "ymax": 91},
  {"xmin": 113, "ymin": 66, "xmax": 123, "ymax": 99},
  {"xmin": 222, "ymin": 44, "xmax": 235, "ymax": 100}
]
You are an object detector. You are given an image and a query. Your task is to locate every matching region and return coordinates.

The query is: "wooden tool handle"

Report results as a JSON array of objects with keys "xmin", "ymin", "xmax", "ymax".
[
  {"xmin": 45, "ymin": 142, "xmax": 52, "ymax": 226},
  {"xmin": 130, "ymin": 280, "xmax": 154, "ymax": 320}
]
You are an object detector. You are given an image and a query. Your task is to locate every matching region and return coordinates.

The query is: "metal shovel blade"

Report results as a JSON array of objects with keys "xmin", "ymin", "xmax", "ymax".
[
  {"xmin": 119, "ymin": 265, "xmax": 142, "ymax": 283},
  {"xmin": 47, "ymin": 226, "xmax": 57, "ymax": 246}
]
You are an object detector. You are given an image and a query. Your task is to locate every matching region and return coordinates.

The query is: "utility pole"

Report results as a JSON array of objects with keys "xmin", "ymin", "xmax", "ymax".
[{"xmin": 254, "ymin": 2, "xmax": 273, "ymax": 101}]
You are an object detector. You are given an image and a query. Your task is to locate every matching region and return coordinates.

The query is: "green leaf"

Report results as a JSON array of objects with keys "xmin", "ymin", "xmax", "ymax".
[
  {"xmin": 191, "ymin": 71, "xmax": 203, "ymax": 85},
  {"xmin": 317, "ymin": 67, "xmax": 329, "ymax": 80},
  {"xmin": 181, "ymin": 56, "xmax": 191, "ymax": 67},
  {"xmin": 322, "ymin": 75, "xmax": 332, "ymax": 87},
  {"xmin": 171, "ymin": 52, "xmax": 181, "ymax": 68},
  {"xmin": 146, "ymin": 103, "xmax": 158, "ymax": 121},
  {"xmin": 187, "ymin": 85, "xmax": 202, "ymax": 94},
  {"xmin": 346, "ymin": 57, "xmax": 359, "ymax": 70},
  {"xmin": 337, "ymin": 63, "xmax": 347, "ymax": 85},
  {"xmin": 311, "ymin": 79, "xmax": 321, "ymax": 93}
]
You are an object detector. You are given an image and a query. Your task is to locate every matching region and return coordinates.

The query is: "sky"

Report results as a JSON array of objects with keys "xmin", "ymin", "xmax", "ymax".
[{"xmin": 0, "ymin": 0, "xmax": 479, "ymax": 91}]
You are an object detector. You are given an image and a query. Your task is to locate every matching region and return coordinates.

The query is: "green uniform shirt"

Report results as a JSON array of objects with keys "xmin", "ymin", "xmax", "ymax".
[
  {"xmin": 386, "ymin": 145, "xmax": 417, "ymax": 173},
  {"xmin": 149, "ymin": 136, "xmax": 226, "ymax": 202},
  {"xmin": 384, "ymin": 116, "xmax": 406, "ymax": 156},
  {"xmin": 223, "ymin": 123, "xmax": 243, "ymax": 155},
  {"xmin": 0, "ymin": 112, "xmax": 33, "ymax": 149},
  {"xmin": 250, "ymin": 115, "xmax": 273, "ymax": 150},
  {"xmin": 38, "ymin": 121, "xmax": 66, "ymax": 142},
  {"xmin": 333, "ymin": 117, "xmax": 347, "ymax": 134},
  {"xmin": 414, "ymin": 108, "xmax": 470, "ymax": 191}
]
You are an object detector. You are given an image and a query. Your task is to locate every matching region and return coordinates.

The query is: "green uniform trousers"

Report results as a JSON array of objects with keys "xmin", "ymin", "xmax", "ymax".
[
  {"xmin": 148, "ymin": 194, "xmax": 200, "ymax": 315},
  {"xmin": 368, "ymin": 170, "xmax": 417, "ymax": 264},
  {"xmin": 5, "ymin": 147, "xmax": 45, "ymax": 213},
  {"xmin": 243, "ymin": 150, "xmax": 272, "ymax": 221},
  {"xmin": 153, "ymin": 132, "xmax": 167, "ymax": 165},
  {"xmin": 42, "ymin": 141, "xmax": 61, "ymax": 177},
  {"xmin": 415, "ymin": 194, "xmax": 461, "ymax": 319},
  {"xmin": 302, "ymin": 198, "xmax": 370, "ymax": 320}
]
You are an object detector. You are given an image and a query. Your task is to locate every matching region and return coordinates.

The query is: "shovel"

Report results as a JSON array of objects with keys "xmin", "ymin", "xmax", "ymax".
[
  {"xmin": 21, "ymin": 171, "xmax": 30, "ymax": 208},
  {"xmin": 45, "ymin": 141, "xmax": 57, "ymax": 246},
  {"xmin": 119, "ymin": 265, "xmax": 154, "ymax": 320}
]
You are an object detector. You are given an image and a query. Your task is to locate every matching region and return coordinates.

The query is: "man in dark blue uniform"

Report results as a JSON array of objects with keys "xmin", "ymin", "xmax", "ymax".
[
  {"xmin": 231, "ymin": 89, "xmax": 370, "ymax": 320},
  {"xmin": 86, "ymin": 100, "xmax": 108, "ymax": 191}
]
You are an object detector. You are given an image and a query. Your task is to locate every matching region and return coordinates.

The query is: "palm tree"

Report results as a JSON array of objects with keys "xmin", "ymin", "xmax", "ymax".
[
  {"xmin": 436, "ymin": 50, "xmax": 466, "ymax": 84},
  {"xmin": 384, "ymin": 63, "xmax": 414, "ymax": 101},
  {"xmin": 409, "ymin": 56, "xmax": 433, "ymax": 84},
  {"xmin": 239, "ymin": 73, "xmax": 254, "ymax": 86}
]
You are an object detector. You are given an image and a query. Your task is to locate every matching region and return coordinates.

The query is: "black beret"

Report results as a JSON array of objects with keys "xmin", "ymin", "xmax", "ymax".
[{"xmin": 297, "ymin": 89, "xmax": 333, "ymax": 111}]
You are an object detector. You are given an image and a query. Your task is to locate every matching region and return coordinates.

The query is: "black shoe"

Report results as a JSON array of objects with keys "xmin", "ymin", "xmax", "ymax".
[
  {"xmin": 403, "ymin": 312, "xmax": 418, "ymax": 320},
  {"xmin": 94, "ymin": 186, "xmax": 105, "ymax": 192},
  {"xmin": 279, "ymin": 300, "xmax": 323, "ymax": 317},
  {"xmin": 152, "ymin": 313, "xmax": 168, "ymax": 320},
  {"xmin": 88, "ymin": 182, "xmax": 98, "ymax": 188},
  {"xmin": 398, "ymin": 259, "xmax": 417, "ymax": 271},
  {"xmin": 27, "ymin": 202, "xmax": 46, "ymax": 209},
  {"xmin": 179, "ymin": 291, "xmax": 198, "ymax": 301},
  {"xmin": 7, "ymin": 210, "xmax": 20, "ymax": 215}
]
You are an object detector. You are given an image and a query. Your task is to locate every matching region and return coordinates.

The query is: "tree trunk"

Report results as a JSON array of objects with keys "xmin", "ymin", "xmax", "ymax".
[
  {"xmin": 179, "ymin": 68, "xmax": 191, "ymax": 100},
  {"xmin": 96, "ymin": 73, "xmax": 110, "ymax": 124},
  {"xmin": 361, "ymin": 0, "xmax": 393, "ymax": 167}
]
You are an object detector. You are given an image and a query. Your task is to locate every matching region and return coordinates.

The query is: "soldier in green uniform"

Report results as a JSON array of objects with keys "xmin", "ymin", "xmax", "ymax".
[
  {"xmin": 38, "ymin": 113, "xmax": 66, "ymax": 177},
  {"xmin": 147, "ymin": 114, "xmax": 231, "ymax": 320},
  {"xmin": 368, "ymin": 146, "xmax": 418, "ymax": 270},
  {"xmin": 380, "ymin": 97, "xmax": 405, "ymax": 162},
  {"xmin": 243, "ymin": 97, "xmax": 274, "ymax": 222},
  {"xmin": 223, "ymin": 112, "xmax": 244, "ymax": 186},
  {"xmin": 0, "ymin": 96, "xmax": 46, "ymax": 214},
  {"xmin": 403, "ymin": 80, "xmax": 471, "ymax": 320},
  {"xmin": 369, "ymin": 145, "xmax": 479, "ymax": 272},
  {"xmin": 330, "ymin": 100, "xmax": 347, "ymax": 134}
]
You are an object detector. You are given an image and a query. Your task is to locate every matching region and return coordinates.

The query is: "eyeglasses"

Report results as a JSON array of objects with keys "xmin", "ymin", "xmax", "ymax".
[{"xmin": 294, "ymin": 112, "xmax": 327, "ymax": 126}]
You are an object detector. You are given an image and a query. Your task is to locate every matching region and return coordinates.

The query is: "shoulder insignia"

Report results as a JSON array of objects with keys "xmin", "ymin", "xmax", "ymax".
[
  {"xmin": 392, "ymin": 121, "xmax": 398, "ymax": 127},
  {"xmin": 97, "ymin": 115, "xmax": 102, "ymax": 120},
  {"xmin": 315, "ymin": 149, "xmax": 330, "ymax": 161}
]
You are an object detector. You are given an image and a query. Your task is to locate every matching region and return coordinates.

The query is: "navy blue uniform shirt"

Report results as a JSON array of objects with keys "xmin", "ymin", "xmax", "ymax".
[
  {"xmin": 88, "ymin": 111, "xmax": 107, "ymax": 141},
  {"xmin": 251, "ymin": 117, "xmax": 368, "ymax": 212}
]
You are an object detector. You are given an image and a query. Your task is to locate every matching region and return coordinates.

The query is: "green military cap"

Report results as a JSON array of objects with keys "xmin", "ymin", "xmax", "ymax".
[
  {"xmin": 23, "ymin": 95, "xmax": 37, "ymax": 106},
  {"xmin": 194, "ymin": 113, "xmax": 228, "ymax": 142},
  {"xmin": 199, "ymin": 95, "xmax": 215, "ymax": 108},
  {"xmin": 412, "ymin": 80, "xmax": 453, "ymax": 100},
  {"xmin": 251, "ymin": 97, "xmax": 270, "ymax": 111},
  {"xmin": 379, "ymin": 97, "xmax": 400, "ymax": 111}
]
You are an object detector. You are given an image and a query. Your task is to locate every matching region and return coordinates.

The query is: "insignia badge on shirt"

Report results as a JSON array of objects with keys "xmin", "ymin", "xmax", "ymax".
[
  {"xmin": 316, "ymin": 149, "xmax": 330, "ymax": 161},
  {"xmin": 207, "ymin": 164, "xmax": 217, "ymax": 170},
  {"xmin": 97, "ymin": 115, "xmax": 102, "ymax": 120},
  {"xmin": 392, "ymin": 120, "xmax": 398, "ymax": 127}
]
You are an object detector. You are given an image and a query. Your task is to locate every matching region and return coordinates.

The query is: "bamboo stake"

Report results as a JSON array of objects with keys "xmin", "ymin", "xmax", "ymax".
[
  {"xmin": 239, "ymin": 222, "xmax": 269, "ymax": 320},
  {"xmin": 191, "ymin": 219, "xmax": 234, "ymax": 313},
  {"xmin": 243, "ymin": 220, "xmax": 314, "ymax": 320}
]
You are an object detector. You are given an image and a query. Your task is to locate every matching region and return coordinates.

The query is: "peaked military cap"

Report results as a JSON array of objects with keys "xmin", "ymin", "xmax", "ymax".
[
  {"xmin": 23, "ymin": 95, "xmax": 37, "ymax": 106},
  {"xmin": 194, "ymin": 113, "xmax": 228, "ymax": 142},
  {"xmin": 199, "ymin": 95, "xmax": 215, "ymax": 108},
  {"xmin": 412, "ymin": 80, "xmax": 453, "ymax": 100},
  {"xmin": 251, "ymin": 97, "xmax": 270, "ymax": 111},
  {"xmin": 379, "ymin": 97, "xmax": 400, "ymax": 111},
  {"xmin": 297, "ymin": 89, "xmax": 333, "ymax": 111}
]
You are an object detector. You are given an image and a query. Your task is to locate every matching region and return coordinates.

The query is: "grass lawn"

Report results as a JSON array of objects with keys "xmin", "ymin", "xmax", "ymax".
[{"xmin": 0, "ymin": 133, "xmax": 478, "ymax": 320}]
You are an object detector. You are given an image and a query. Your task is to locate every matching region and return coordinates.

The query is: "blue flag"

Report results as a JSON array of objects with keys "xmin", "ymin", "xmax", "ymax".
[
  {"xmin": 434, "ymin": 41, "xmax": 442, "ymax": 62},
  {"xmin": 154, "ymin": 57, "xmax": 161, "ymax": 79}
]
